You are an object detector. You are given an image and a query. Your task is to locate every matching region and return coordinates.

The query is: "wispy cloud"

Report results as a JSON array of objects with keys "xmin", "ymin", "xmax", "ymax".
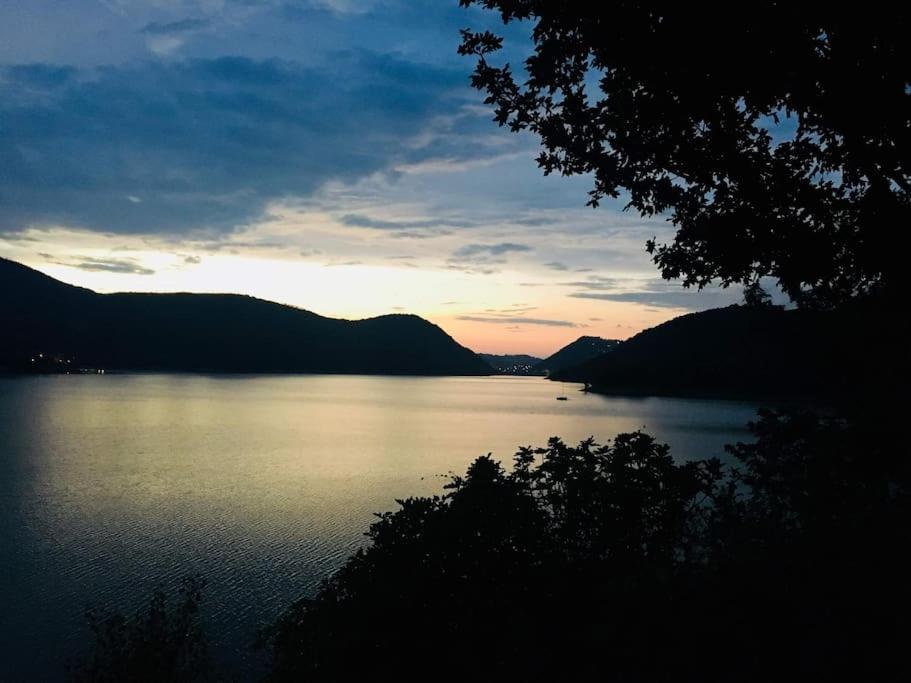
[
  {"xmin": 457, "ymin": 315, "xmax": 578, "ymax": 328},
  {"xmin": 451, "ymin": 243, "xmax": 532, "ymax": 259},
  {"xmin": 560, "ymin": 275, "xmax": 628, "ymax": 291},
  {"xmin": 565, "ymin": 276, "xmax": 741, "ymax": 310},
  {"xmin": 40, "ymin": 254, "xmax": 155, "ymax": 275},
  {"xmin": 306, "ymin": 0, "xmax": 382, "ymax": 15},
  {"xmin": 325, "ymin": 260, "xmax": 363, "ymax": 267},
  {"xmin": 139, "ymin": 18, "xmax": 210, "ymax": 56},
  {"xmin": 483, "ymin": 305, "xmax": 538, "ymax": 315},
  {"xmin": 339, "ymin": 213, "xmax": 473, "ymax": 231},
  {"xmin": 139, "ymin": 19, "xmax": 208, "ymax": 35},
  {"xmin": 444, "ymin": 242, "xmax": 534, "ymax": 273},
  {"xmin": 388, "ymin": 231, "xmax": 451, "ymax": 240}
]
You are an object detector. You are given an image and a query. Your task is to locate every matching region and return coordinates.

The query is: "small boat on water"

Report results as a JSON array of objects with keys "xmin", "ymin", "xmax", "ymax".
[{"xmin": 556, "ymin": 382, "xmax": 569, "ymax": 400}]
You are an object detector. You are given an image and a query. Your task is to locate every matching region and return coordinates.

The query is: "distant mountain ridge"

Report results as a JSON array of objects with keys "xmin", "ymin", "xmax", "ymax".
[
  {"xmin": 478, "ymin": 353, "xmax": 543, "ymax": 375},
  {"xmin": 535, "ymin": 336, "xmax": 619, "ymax": 375},
  {"xmin": 0, "ymin": 257, "xmax": 491, "ymax": 376}
]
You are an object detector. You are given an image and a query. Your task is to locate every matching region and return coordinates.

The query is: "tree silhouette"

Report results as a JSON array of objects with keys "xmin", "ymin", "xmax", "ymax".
[
  {"xmin": 262, "ymin": 434, "xmax": 726, "ymax": 681},
  {"xmin": 742, "ymin": 281, "xmax": 773, "ymax": 308},
  {"xmin": 459, "ymin": 2, "xmax": 910, "ymax": 306},
  {"xmin": 68, "ymin": 576, "xmax": 209, "ymax": 683},
  {"xmin": 261, "ymin": 417, "xmax": 910, "ymax": 681},
  {"xmin": 68, "ymin": 421, "xmax": 909, "ymax": 681}
]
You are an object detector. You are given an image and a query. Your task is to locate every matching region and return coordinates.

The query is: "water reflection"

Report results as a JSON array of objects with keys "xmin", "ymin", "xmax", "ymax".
[{"xmin": 0, "ymin": 374, "xmax": 762, "ymax": 680}]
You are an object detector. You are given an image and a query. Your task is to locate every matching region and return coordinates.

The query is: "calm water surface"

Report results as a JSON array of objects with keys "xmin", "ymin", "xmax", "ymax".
[{"xmin": 0, "ymin": 374, "xmax": 764, "ymax": 680}]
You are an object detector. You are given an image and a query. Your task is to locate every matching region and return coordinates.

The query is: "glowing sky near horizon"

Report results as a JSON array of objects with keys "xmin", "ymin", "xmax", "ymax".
[{"xmin": 0, "ymin": 0, "xmax": 757, "ymax": 356}]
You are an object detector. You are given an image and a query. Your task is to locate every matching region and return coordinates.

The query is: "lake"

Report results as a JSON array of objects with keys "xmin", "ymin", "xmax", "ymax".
[{"xmin": 0, "ymin": 374, "xmax": 765, "ymax": 680}]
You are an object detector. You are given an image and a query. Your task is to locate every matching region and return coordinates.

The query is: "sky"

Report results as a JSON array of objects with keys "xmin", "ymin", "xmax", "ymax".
[{"xmin": 0, "ymin": 0, "xmax": 760, "ymax": 356}]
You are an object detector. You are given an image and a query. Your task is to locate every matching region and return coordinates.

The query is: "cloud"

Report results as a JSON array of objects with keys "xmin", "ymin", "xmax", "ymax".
[
  {"xmin": 194, "ymin": 239, "xmax": 289, "ymax": 253},
  {"xmin": 339, "ymin": 213, "xmax": 473, "ymax": 231},
  {"xmin": 305, "ymin": 1, "xmax": 386, "ymax": 16},
  {"xmin": 565, "ymin": 276, "xmax": 742, "ymax": 310},
  {"xmin": 544, "ymin": 261, "xmax": 569, "ymax": 271},
  {"xmin": 41, "ymin": 255, "xmax": 155, "ymax": 275},
  {"xmin": 451, "ymin": 242, "xmax": 532, "ymax": 259},
  {"xmin": 569, "ymin": 292, "xmax": 674, "ymax": 307},
  {"xmin": 483, "ymin": 305, "xmax": 538, "ymax": 315},
  {"xmin": 140, "ymin": 19, "xmax": 209, "ymax": 35},
  {"xmin": 139, "ymin": 18, "xmax": 210, "ymax": 56},
  {"xmin": 457, "ymin": 315, "xmax": 578, "ymax": 328},
  {"xmin": 560, "ymin": 275, "xmax": 629, "ymax": 291},
  {"xmin": 446, "ymin": 242, "xmax": 533, "ymax": 272},
  {"xmin": 0, "ymin": 53, "xmax": 486, "ymax": 237},
  {"xmin": 388, "ymin": 230, "xmax": 451, "ymax": 240},
  {"xmin": 512, "ymin": 216, "xmax": 561, "ymax": 227},
  {"xmin": 183, "ymin": 255, "xmax": 201, "ymax": 264},
  {"xmin": 2, "ymin": 63, "xmax": 76, "ymax": 88}
]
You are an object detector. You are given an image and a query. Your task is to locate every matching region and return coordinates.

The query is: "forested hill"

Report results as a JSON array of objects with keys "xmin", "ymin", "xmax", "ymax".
[
  {"xmin": 552, "ymin": 304, "xmax": 893, "ymax": 399},
  {"xmin": 0, "ymin": 257, "xmax": 492, "ymax": 376},
  {"xmin": 535, "ymin": 336, "xmax": 619, "ymax": 375}
]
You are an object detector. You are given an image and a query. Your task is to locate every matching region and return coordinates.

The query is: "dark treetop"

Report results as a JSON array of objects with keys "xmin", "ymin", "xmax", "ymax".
[
  {"xmin": 460, "ymin": 2, "xmax": 910, "ymax": 306},
  {"xmin": 258, "ymin": 414, "xmax": 910, "ymax": 682}
]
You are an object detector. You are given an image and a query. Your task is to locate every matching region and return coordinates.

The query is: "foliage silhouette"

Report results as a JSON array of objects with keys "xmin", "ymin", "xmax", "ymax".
[
  {"xmin": 742, "ymin": 281, "xmax": 773, "ymax": 308},
  {"xmin": 260, "ymin": 414, "xmax": 909, "ymax": 681},
  {"xmin": 710, "ymin": 411, "xmax": 911, "ymax": 681},
  {"xmin": 458, "ymin": 2, "xmax": 910, "ymax": 306},
  {"xmin": 69, "ymin": 576, "xmax": 210, "ymax": 683},
  {"xmin": 67, "ymin": 418, "xmax": 909, "ymax": 681}
]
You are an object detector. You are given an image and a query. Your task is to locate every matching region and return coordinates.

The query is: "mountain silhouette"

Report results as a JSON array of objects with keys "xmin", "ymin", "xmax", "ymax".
[
  {"xmin": 551, "ymin": 305, "xmax": 883, "ymax": 399},
  {"xmin": 0, "ymin": 257, "xmax": 492, "ymax": 375},
  {"xmin": 535, "ymin": 335, "xmax": 619, "ymax": 375}
]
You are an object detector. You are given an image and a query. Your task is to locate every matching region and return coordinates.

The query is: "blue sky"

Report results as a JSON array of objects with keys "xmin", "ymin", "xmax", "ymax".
[{"xmin": 0, "ymin": 0, "xmax": 753, "ymax": 355}]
